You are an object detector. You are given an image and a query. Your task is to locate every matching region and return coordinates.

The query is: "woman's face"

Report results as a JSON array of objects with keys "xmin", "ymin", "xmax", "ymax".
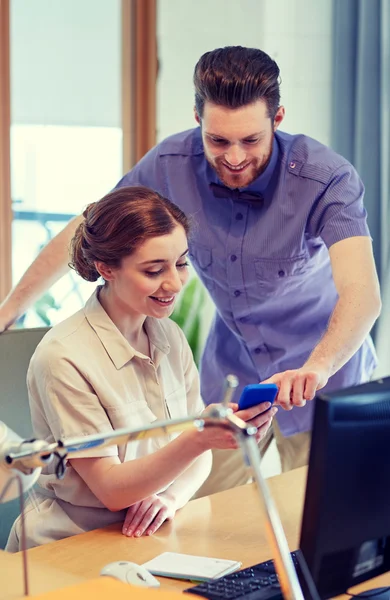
[{"xmin": 104, "ymin": 225, "xmax": 190, "ymax": 319}]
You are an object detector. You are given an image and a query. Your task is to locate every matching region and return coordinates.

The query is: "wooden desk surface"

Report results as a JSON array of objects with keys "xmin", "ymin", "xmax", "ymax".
[
  {"xmin": 26, "ymin": 467, "xmax": 306, "ymax": 593},
  {"xmin": 21, "ymin": 467, "xmax": 390, "ymax": 597},
  {"xmin": 0, "ymin": 549, "xmax": 84, "ymax": 600}
]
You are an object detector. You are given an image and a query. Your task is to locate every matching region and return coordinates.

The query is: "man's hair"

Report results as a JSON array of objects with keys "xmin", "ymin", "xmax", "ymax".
[{"xmin": 194, "ymin": 46, "xmax": 280, "ymax": 121}]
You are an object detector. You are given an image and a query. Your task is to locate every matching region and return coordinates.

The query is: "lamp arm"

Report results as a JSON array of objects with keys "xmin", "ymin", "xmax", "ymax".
[
  {"xmin": 0, "ymin": 403, "xmax": 310, "ymax": 600},
  {"xmin": 239, "ymin": 433, "xmax": 306, "ymax": 600},
  {"xmin": 3, "ymin": 411, "xmax": 234, "ymax": 470}
]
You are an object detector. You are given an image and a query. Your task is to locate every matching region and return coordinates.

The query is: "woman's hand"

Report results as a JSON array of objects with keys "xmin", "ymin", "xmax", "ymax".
[
  {"xmin": 195, "ymin": 401, "xmax": 277, "ymax": 450},
  {"xmin": 196, "ymin": 403, "xmax": 241, "ymax": 450},
  {"xmin": 235, "ymin": 402, "xmax": 278, "ymax": 442},
  {"xmin": 122, "ymin": 491, "xmax": 176, "ymax": 538}
]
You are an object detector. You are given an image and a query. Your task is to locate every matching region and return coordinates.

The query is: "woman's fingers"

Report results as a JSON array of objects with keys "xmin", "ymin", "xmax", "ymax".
[
  {"xmin": 122, "ymin": 501, "xmax": 142, "ymax": 535},
  {"xmin": 131, "ymin": 504, "xmax": 163, "ymax": 537},
  {"xmin": 145, "ymin": 507, "xmax": 171, "ymax": 536},
  {"xmin": 235, "ymin": 401, "xmax": 273, "ymax": 422},
  {"xmin": 122, "ymin": 499, "xmax": 153, "ymax": 536}
]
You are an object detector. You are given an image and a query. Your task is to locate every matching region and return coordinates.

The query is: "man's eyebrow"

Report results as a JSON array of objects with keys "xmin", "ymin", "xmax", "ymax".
[
  {"xmin": 205, "ymin": 131, "xmax": 266, "ymax": 140},
  {"xmin": 139, "ymin": 249, "xmax": 189, "ymax": 265},
  {"xmin": 242, "ymin": 131, "xmax": 266, "ymax": 139}
]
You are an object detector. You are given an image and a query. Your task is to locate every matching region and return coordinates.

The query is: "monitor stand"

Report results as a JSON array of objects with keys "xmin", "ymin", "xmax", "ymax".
[{"xmin": 350, "ymin": 588, "xmax": 390, "ymax": 600}]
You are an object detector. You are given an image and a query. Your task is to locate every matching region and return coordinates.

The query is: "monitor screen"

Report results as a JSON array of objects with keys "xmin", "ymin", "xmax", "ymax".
[{"xmin": 299, "ymin": 377, "xmax": 390, "ymax": 599}]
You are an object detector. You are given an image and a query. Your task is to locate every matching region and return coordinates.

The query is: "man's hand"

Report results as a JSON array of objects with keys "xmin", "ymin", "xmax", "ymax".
[
  {"xmin": 122, "ymin": 492, "xmax": 176, "ymax": 538},
  {"xmin": 262, "ymin": 366, "xmax": 330, "ymax": 411}
]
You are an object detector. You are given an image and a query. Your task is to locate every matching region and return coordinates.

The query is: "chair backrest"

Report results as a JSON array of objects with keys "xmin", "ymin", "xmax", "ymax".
[{"xmin": 0, "ymin": 327, "xmax": 49, "ymax": 549}]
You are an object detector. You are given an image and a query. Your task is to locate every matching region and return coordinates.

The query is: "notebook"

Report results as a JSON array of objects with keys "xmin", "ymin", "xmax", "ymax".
[{"xmin": 142, "ymin": 551, "xmax": 242, "ymax": 582}]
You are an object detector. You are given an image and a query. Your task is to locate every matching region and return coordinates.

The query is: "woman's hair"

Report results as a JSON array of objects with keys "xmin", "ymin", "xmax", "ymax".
[
  {"xmin": 69, "ymin": 186, "xmax": 190, "ymax": 282},
  {"xmin": 194, "ymin": 46, "xmax": 281, "ymax": 121}
]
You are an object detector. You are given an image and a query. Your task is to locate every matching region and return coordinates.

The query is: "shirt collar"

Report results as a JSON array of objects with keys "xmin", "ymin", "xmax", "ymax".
[
  {"xmin": 207, "ymin": 133, "xmax": 280, "ymax": 195},
  {"xmin": 84, "ymin": 288, "xmax": 170, "ymax": 370}
]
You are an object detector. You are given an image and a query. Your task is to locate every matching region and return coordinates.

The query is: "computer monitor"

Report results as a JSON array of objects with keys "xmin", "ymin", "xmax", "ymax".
[{"xmin": 300, "ymin": 376, "xmax": 390, "ymax": 599}]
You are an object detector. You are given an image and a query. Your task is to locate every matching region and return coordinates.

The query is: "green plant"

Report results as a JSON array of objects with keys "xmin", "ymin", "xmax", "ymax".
[
  {"xmin": 170, "ymin": 276, "xmax": 209, "ymax": 365},
  {"xmin": 33, "ymin": 292, "xmax": 60, "ymax": 326}
]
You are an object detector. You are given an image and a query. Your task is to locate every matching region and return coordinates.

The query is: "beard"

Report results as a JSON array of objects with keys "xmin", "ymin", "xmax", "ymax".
[{"xmin": 205, "ymin": 135, "xmax": 274, "ymax": 189}]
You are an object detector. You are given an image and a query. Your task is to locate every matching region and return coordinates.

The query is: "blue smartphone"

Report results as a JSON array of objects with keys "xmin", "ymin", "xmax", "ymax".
[{"xmin": 238, "ymin": 383, "xmax": 278, "ymax": 411}]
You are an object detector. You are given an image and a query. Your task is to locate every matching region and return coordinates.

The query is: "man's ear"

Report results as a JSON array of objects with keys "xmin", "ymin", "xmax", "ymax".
[
  {"xmin": 95, "ymin": 261, "xmax": 115, "ymax": 281},
  {"xmin": 194, "ymin": 106, "xmax": 201, "ymax": 125},
  {"xmin": 273, "ymin": 106, "xmax": 285, "ymax": 131}
]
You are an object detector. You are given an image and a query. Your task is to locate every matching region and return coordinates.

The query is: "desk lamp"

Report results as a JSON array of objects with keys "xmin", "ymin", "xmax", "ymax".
[{"xmin": 0, "ymin": 375, "xmax": 310, "ymax": 600}]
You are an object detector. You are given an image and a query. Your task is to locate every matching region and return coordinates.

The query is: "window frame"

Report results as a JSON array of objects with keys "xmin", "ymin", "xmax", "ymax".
[{"xmin": 0, "ymin": 0, "xmax": 12, "ymax": 301}]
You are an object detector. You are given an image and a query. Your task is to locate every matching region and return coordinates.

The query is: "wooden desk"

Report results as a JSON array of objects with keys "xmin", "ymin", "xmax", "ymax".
[
  {"xmin": 22, "ymin": 467, "xmax": 390, "ymax": 597},
  {"xmin": 0, "ymin": 549, "xmax": 84, "ymax": 600}
]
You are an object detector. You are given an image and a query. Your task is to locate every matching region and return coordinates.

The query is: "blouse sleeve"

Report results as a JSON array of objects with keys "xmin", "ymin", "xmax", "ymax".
[{"xmin": 28, "ymin": 341, "xmax": 118, "ymax": 459}]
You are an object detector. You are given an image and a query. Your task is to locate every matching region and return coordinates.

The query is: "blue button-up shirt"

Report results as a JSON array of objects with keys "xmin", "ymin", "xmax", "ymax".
[{"xmin": 117, "ymin": 128, "xmax": 377, "ymax": 436}]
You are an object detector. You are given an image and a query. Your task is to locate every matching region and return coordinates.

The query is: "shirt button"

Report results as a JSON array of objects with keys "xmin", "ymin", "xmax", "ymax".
[
  {"xmin": 278, "ymin": 270, "xmax": 286, "ymax": 277},
  {"xmin": 254, "ymin": 347, "xmax": 262, "ymax": 354},
  {"xmin": 289, "ymin": 161, "xmax": 296, "ymax": 169},
  {"xmin": 236, "ymin": 213, "xmax": 243, "ymax": 220},
  {"xmin": 230, "ymin": 254, "xmax": 237, "ymax": 262},
  {"xmin": 239, "ymin": 317, "xmax": 247, "ymax": 323},
  {"xmin": 234, "ymin": 290, "xmax": 241, "ymax": 297}
]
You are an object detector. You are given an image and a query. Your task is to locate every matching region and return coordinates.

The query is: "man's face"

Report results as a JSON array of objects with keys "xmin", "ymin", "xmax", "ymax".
[{"xmin": 196, "ymin": 100, "xmax": 284, "ymax": 189}]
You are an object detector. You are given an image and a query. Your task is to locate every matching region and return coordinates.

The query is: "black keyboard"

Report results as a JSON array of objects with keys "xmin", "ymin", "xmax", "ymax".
[{"xmin": 184, "ymin": 551, "xmax": 300, "ymax": 600}]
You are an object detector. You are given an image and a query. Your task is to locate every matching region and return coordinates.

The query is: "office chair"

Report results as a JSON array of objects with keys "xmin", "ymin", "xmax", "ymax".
[{"xmin": 0, "ymin": 327, "xmax": 49, "ymax": 549}]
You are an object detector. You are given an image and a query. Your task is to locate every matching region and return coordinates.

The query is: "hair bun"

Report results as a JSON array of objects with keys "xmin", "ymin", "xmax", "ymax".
[{"xmin": 83, "ymin": 201, "xmax": 97, "ymax": 220}]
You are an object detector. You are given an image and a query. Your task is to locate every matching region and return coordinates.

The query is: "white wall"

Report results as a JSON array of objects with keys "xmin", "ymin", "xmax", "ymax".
[
  {"xmin": 157, "ymin": 0, "xmax": 333, "ymax": 145},
  {"xmin": 261, "ymin": 0, "xmax": 333, "ymax": 144},
  {"xmin": 156, "ymin": 0, "xmax": 333, "ymax": 351}
]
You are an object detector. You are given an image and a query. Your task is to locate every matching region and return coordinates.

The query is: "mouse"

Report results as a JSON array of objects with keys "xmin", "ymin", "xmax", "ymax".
[{"xmin": 100, "ymin": 560, "xmax": 160, "ymax": 587}]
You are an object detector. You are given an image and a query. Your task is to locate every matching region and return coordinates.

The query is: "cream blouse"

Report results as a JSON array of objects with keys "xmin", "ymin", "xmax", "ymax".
[{"xmin": 7, "ymin": 289, "xmax": 207, "ymax": 550}]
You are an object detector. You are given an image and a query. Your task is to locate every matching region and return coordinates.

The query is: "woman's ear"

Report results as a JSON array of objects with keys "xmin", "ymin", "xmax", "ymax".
[{"xmin": 95, "ymin": 261, "xmax": 115, "ymax": 281}]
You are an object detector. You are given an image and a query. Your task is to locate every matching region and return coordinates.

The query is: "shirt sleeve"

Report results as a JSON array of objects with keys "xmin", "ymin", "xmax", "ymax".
[
  {"xmin": 28, "ymin": 343, "xmax": 118, "ymax": 459},
  {"xmin": 307, "ymin": 163, "xmax": 371, "ymax": 248},
  {"xmin": 114, "ymin": 144, "xmax": 168, "ymax": 196}
]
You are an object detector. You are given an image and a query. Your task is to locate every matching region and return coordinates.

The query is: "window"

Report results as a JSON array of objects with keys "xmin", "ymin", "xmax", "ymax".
[{"xmin": 10, "ymin": 0, "xmax": 122, "ymax": 326}]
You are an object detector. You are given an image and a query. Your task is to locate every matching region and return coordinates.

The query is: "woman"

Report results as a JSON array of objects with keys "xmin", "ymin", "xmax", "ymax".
[{"xmin": 7, "ymin": 186, "xmax": 277, "ymax": 550}]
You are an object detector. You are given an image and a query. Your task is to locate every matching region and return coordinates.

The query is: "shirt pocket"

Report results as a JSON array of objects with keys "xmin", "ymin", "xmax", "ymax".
[
  {"xmin": 106, "ymin": 400, "xmax": 158, "ymax": 431},
  {"xmin": 165, "ymin": 385, "xmax": 187, "ymax": 421},
  {"xmin": 107, "ymin": 401, "xmax": 161, "ymax": 461},
  {"xmin": 254, "ymin": 255, "xmax": 310, "ymax": 295},
  {"xmin": 164, "ymin": 386, "xmax": 188, "ymax": 443},
  {"xmin": 188, "ymin": 245, "xmax": 215, "ymax": 292}
]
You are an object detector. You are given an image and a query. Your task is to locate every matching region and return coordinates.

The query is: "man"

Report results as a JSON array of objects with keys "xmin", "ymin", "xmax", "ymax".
[{"xmin": 0, "ymin": 47, "xmax": 381, "ymax": 492}]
